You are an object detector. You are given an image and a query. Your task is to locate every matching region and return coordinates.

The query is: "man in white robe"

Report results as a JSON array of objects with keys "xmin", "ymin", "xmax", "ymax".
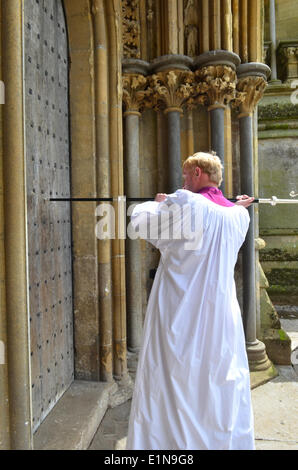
[{"xmin": 126, "ymin": 152, "xmax": 255, "ymax": 450}]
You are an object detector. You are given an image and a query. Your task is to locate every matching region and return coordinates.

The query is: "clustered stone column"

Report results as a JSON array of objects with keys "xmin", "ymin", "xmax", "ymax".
[{"xmin": 122, "ymin": 51, "xmax": 273, "ymax": 374}]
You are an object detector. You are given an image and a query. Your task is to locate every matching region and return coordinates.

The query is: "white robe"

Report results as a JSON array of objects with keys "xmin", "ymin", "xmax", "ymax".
[{"xmin": 126, "ymin": 189, "xmax": 255, "ymax": 450}]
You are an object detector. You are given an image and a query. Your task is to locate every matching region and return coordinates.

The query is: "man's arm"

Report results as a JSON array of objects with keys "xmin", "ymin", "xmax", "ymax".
[
  {"xmin": 155, "ymin": 192, "xmax": 254, "ymax": 208},
  {"xmin": 155, "ymin": 193, "xmax": 168, "ymax": 202},
  {"xmin": 234, "ymin": 194, "xmax": 254, "ymax": 208}
]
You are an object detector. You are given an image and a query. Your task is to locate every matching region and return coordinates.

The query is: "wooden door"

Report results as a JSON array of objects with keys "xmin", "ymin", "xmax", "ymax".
[{"xmin": 24, "ymin": 0, "xmax": 73, "ymax": 432}]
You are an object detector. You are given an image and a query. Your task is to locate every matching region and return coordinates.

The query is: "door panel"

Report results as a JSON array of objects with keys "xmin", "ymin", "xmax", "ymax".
[{"xmin": 24, "ymin": 0, "xmax": 73, "ymax": 432}]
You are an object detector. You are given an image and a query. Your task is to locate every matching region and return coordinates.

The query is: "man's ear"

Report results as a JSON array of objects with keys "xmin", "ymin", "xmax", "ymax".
[{"xmin": 195, "ymin": 166, "xmax": 201, "ymax": 177}]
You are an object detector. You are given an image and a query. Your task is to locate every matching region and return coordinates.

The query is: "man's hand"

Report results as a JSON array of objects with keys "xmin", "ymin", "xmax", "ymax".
[
  {"xmin": 235, "ymin": 194, "xmax": 254, "ymax": 208},
  {"xmin": 155, "ymin": 193, "xmax": 168, "ymax": 202}
]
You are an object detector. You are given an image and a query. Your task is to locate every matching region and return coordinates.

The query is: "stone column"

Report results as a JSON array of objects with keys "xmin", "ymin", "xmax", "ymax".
[
  {"xmin": 235, "ymin": 62, "xmax": 272, "ymax": 371},
  {"xmin": 239, "ymin": 112, "xmax": 256, "ymax": 343},
  {"xmin": 209, "ymin": 105, "xmax": 225, "ymax": 177},
  {"xmin": 269, "ymin": 0, "xmax": 277, "ymax": 81},
  {"xmin": 0, "ymin": 0, "xmax": 10, "ymax": 451},
  {"xmin": 201, "ymin": 0, "xmax": 210, "ymax": 53},
  {"xmin": 150, "ymin": 55, "xmax": 194, "ymax": 193},
  {"xmin": 2, "ymin": 0, "xmax": 33, "ymax": 449},
  {"xmin": 122, "ymin": 59, "xmax": 150, "ymax": 352},
  {"xmin": 165, "ymin": 108, "xmax": 182, "ymax": 192},
  {"xmin": 105, "ymin": 0, "xmax": 129, "ymax": 383},
  {"xmin": 92, "ymin": 0, "xmax": 113, "ymax": 383},
  {"xmin": 193, "ymin": 50, "xmax": 240, "ymax": 193}
]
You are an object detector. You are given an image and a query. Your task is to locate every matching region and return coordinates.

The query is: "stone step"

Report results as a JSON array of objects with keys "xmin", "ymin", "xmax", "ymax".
[
  {"xmin": 88, "ymin": 400, "xmax": 131, "ymax": 450},
  {"xmin": 34, "ymin": 380, "xmax": 117, "ymax": 450}
]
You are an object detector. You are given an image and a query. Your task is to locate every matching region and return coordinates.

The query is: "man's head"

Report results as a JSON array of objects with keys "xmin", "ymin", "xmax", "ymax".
[{"xmin": 182, "ymin": 151, "xmax": 223, "ymax": 192}]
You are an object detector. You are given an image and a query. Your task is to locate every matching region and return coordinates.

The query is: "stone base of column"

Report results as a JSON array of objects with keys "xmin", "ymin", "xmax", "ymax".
[
  {"xmin": 108, "ymin": 371, "xmax": 134, "ymax": 408},
  {"xmin": 250, "ymin": 363, "xmax": 279, "ymax": 389},
  {"xmin": 246, "ymin": 339, "xmax": 272, "ymax": 371},
  {"xmin": 247, "ymin": 339, "xmax": 279, "ymax": 389}
]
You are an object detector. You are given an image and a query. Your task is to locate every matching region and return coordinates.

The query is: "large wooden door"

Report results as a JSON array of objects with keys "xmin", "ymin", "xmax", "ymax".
[{"xmin": 24, "ymin": 0, "xmax": 73, "ymax": 432}]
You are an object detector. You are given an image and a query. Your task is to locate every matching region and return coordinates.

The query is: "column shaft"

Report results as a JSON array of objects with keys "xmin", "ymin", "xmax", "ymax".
[
  {"xmin": 239, "ymin": 113, "xmax": 271, "ymax": 370},
  {"xmin": 236, "ymin": 62, "xmax": 271, "ymax": 371},
  {"xmin": 232, "ymin": 0, "xmax": 240, "ymax": 55},
  {"xmin": 209, "ymin": 106, "xmax": 225, "ymax": 192},
  {"xmin": 125, "ymin": 113, "xmax": 143, "ymax": 351},
  {"xmin": 210, "ymin": 0, "xmax": 221, "ymax": 50},
  {"xmin": 186, "ymin": 110, "xmax": 194, "ymax": 156},
  {"xmin": 240, "ymin": 0, "xmax": 248, "ymax": 63},
  {"xmin": 166, "ymin": 110, "xmax": 182, "ymax": 193},
  {"xmin": 0, "ymin": 0, "xmax": 10, "ymax": 450},
  {"xmin": 269, "ymin": 0, "xmax": 277, "ymax": 80},
  {"xmin": 93, "ymin": 0, "xmax": 113, "ymax": 383},
  {"xmin": 239, "ymin": 114, "xmax": 257, "ymax": 344},
  {"xmin": 2, "ymin": 0, "xmax": 32, "ymax": 449},
  {"xmin": 167, "ymin": 0, "xmax": 178, "ymax": 54},
  {"xmin": 222, "ymin": 0, "xmax": 233, "ymax": 52},
  {"xmin": 201, "ymin": 0, "xmax": 210, "ymax": 53},
  {"xmin": 249, "ymin": 0, "xmax": 261, "ymax": 62},
  {"xmin": 106, "ymin": 0, "xmax": 128, "ymax": 380}
]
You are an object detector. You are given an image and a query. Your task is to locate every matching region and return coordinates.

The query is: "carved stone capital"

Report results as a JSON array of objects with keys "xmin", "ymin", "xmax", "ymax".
[
  {"xmin": 148, "ymin": 70, "xmax": 194, "ymax": 113},
  {"xmin": 194, "ymin": 65, "xmax": 237, "ymax": 108},
  {"xmin": 232, "ymin": 62, "xmax": 270, "ymax": 117},
  {"xmin": 277, "ymin": 41, "xmax": 298, "ymax": 82},
  {"xmin": 122, "ymin": 74, "xmax": 151, "ymax": 114},
  {"xmin": 234, "ymin": 76, "xmax": 267, "ymax": 117}
]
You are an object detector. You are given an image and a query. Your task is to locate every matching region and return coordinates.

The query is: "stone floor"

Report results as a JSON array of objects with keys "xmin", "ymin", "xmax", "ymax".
[{"xmin": 88, "ymin": 315, "xmax": 298, "ymax": 451}]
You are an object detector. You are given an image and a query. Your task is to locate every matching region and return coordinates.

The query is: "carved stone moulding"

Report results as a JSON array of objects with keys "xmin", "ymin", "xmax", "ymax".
[
  {"xmin": 122, "ymin": 58, "xmax": 150, "ymax": 76},
  {"xmin": 150, "ymin": 54, "xmax": 194, "ymax": 74},
  {"xmin": 193, "ymin": 50, "xmax": 241, "ymax": 71},
  {"xmin": 236, "ymin": 62, "xmax": 271, "ymax": 81},
  {"xmin": 122, "ymin": 0, "xmax": 141, "ymax": 59}
]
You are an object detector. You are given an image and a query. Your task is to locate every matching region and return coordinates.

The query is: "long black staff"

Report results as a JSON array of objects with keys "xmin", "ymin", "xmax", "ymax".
[{"xmin": 49, "ymin": 195, "xmax": 298, "ymax": 205}]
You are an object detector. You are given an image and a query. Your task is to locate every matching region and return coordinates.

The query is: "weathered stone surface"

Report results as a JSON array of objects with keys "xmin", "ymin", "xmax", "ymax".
[
  {"xmin": 261, "ymin": 328, "xmax": 292, "ymax": 365},
  {"xmin": 34, "ymin": 381, "xmax": 117, "ymax": 450},
  {"xmin": 252, "ymin": 366, "xmax": 298, "ymax": 450}
]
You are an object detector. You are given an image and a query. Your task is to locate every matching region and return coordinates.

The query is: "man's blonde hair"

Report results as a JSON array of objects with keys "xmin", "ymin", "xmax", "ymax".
[{"xmin": 182, "ymin": 151, "xmax": 223, "ymax": 186}]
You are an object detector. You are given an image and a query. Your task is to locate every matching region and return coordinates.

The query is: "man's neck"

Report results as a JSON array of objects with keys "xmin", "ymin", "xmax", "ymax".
[{"xmin": 198, "ymin": 183, "xmax": 219, "ymax": 190}]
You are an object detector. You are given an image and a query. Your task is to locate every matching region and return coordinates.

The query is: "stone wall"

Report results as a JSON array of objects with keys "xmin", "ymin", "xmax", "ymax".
[{"xmin": 259, "ymin": 0, "xmax": 298, "ymax": 306}]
